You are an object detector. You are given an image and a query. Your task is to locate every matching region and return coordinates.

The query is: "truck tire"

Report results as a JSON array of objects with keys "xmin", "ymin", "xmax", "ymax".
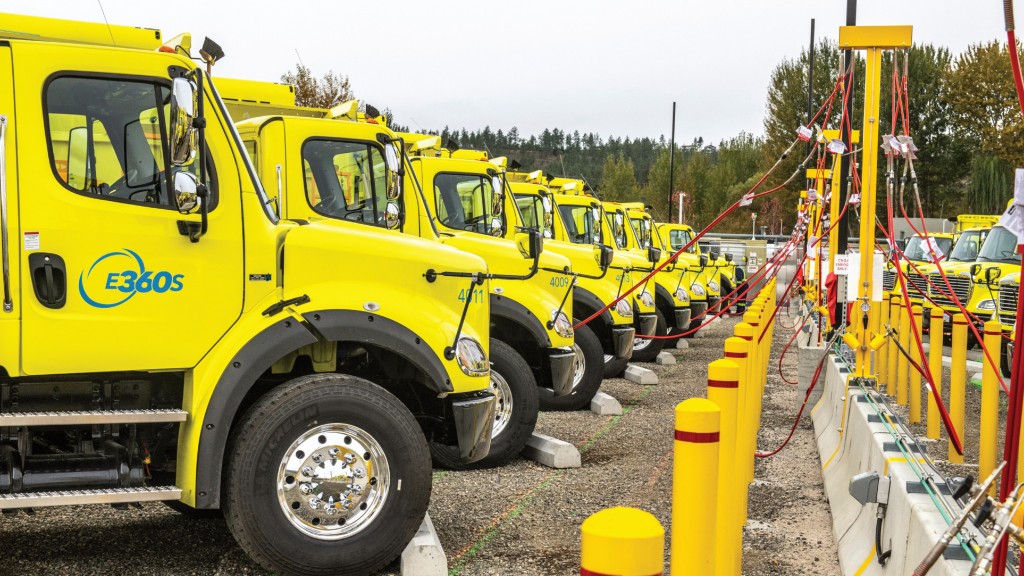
[
  {"xmin": 630, "ymin": 309, "xmax": 667, "ymax": 363},
  {"xmin": 540, "ymin": 321, "xmax": 604, "ymax": 411},
  {"xmin": 432, "ymin": 338, "xmax": 538, "ymax": 469},
  {"xmin": 222, "ymin": 373, "xmax": 430, "ymax": 576}
]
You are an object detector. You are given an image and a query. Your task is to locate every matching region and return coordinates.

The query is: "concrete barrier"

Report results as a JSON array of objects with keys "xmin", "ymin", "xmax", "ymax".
[
  {"xmin": 401, "ymin": 513, "xmax": 447, "ymax": 575},
  {"xmin": 625, "ymin": 364, "xmax": 658, "ymax": 385},
  {"xmin": 590, "ymin": 391, "xmax": 623, "ymax": 416},
  {"xmin": 522, "ymin": 433, "xmax": 581, "ymax": 469},
  {"xmin": 811, "ymin": 352, "xmax": 985, "ymax": 576}
]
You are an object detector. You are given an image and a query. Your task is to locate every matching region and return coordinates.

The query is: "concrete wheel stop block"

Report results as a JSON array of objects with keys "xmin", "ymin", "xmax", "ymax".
[
  {"xmin": 625, "ymin": 364, "xmax": 658, "ymax": 385},
  {"xmin": 655, "ymin": 351, "xmax": 676, "ymax": 365},
  {"xmin": 522, "ymin": 432, "xmax": 582, "ymax": 468},
  {"xmin": 401, "ymin": 513, "xmax": 447, "ymax": 575},
  {"xmin": 590, "ymin": 391, "xmax": 623, "ymax": 416},
  {"xmin": 675, "ymin": 339, "xmax": 689, "ymax": 350}
]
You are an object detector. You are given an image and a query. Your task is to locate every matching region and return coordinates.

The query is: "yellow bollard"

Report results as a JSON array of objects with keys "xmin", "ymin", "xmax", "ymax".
[
  {"xmin": 979, "ymin": 320, "xmax": 1002, "ymax": 493},
  {"xmin": 707, "ymin": 359, "xmax": 741, "ymax": 576},
  {"xmin": 724, "ymin": 337, "xmax": 751, "ymax": 528},
  {"xmin": 909, "ymin": 305, "xmax": 923, "ymax": 423},
  {"xmin": 927, "ymin": 307, "xmax": 944, "ymax": 440},
  {"xmin": 673, "ymin": 398, "xmax": 721, "ymax": 576},
  {"xmin": 878, "ymin": 295, "xmax": 890, "ymax": 388},
  {"xmin": 580, "ymin": 506, "xmax": 664, "ymax": 576},
  {"xmin": 949, "ymin": 314, "xmax": 968, "ymax": 464},
  {"xmin": 887, "ymin": 295, "xmax": 900, "ymax": 397},
  {"xmin": 869, "ymin": 300, "xmax": 881, "ymax": 383},
  {"xmin": 896, "ymin": 299, "xmax": 910, "ymax": 405},
  {"xmin": 744, "ymin": 308, "xmax": 762, "ymax": 391},
  {"xmin": 734, "ymin": 322, "xmax": 757, "ymax": 485}
]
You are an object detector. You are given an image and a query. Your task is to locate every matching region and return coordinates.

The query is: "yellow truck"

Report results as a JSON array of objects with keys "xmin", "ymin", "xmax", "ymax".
[
  {"xmin": 998, "ymin": 271, "xmax": 1019, "ymax": 377},
  {"xmin": 883, "ymin": 232, "xmax": 954, "ymax": 303},
  {"xmin": 656, "ymin": 223, "xmax": 715, "ymax": 323},
  {"xmin": 508, "ymin": 173, "xmax": 643, "ymax": 385},
  {"xmin": 0, "ymin": 13, "xmax": 498, "ymax": 575}
]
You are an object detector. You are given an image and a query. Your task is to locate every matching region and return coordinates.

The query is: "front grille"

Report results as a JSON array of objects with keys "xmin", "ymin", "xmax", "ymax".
[
  {"xmin": 905, "ymin": 272, "xmax": 927, "ymax": 297},
  {"xmin": 929, "ymin": 273, "xmax": 971, "ymax": 307},
  {"xmin": 882, "ymin": 270, "xmax": 896, "ymax": 291},
  {"xmin": 1000, "ymin": 283, "xmax": 1019, "ymax": 326}
]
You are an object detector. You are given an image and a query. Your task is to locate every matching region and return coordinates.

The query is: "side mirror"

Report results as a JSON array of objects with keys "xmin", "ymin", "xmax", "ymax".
[
  {"xmin": 489, "ymin": 217, "xmax": 504, "ymax": 237},
  {"xmin": 169, "ymin": 77, "xmax": 198, "ymax": 166},
  {"xmin": 516, "ymin": 228, "xmax": 543, "ymax": 260},
  {"xmin": 173, "ymin": 170, "xmax": 201, "ymax": 214},
  {"xmin": 986, "ymin": 267, "xmax": 1001, "ymax": 286},
  {"xmin": 709, "ymin": 250, "xmax": 720, "ymax": 261},
  {"xmin": 598, "ymin": 244, "xmax": 614, "ymax": 269},
  {"xmin": 724, "ymin": 253, "xmax": 733, "ymax": 263},
  {"xmin": 970, "ymin": 263, "xmax": 982, "ymax": 278},
  {"xmin": 384, "ymin": 143, "xmax": 400, "ymax": 171},
  {"xmin": 648, "ymin": 246, "xmax": 661, "ymax": 264},
  {"xmin": 384, "ymin": 201, "xmax": 401, "ymax": 230},
  {"xmin": 699, "ymin": 254, "xmax": 709, "ymax": 268}
]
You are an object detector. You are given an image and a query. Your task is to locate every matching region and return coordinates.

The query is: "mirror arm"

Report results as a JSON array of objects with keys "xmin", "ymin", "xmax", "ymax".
[
  {"xmin": 443, "ymin": 275, "xmax": 484, "ymax": 361},
  {"xmin": 189, "ymin": 69, "xmax": 209, "ymax": 242}
]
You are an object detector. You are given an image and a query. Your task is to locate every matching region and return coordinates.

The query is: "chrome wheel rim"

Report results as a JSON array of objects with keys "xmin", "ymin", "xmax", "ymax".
[
  {"xmin": 277, "ymin": 423, "xmax": 390, "ymax": 541},
  {"xmin": 490, "ymin": 371, "xmax": 514, "ymax": 438},
  {"xmin": 633, "ymin": 335, "xmax": 652, "ymax": 351},
  {"xmin": 571, "ymin": 344, "xmax": 587, "ymax": 391}
]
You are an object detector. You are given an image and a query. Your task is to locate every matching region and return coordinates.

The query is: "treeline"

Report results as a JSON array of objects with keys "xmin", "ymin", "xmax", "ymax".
[{"xmin": 286, "ymin": 37, "xmax": 1024, "ymax": 234}]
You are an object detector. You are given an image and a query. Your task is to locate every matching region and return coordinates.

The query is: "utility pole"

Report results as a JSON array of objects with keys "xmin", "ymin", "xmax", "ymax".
[
  {"xmin": 834, "ymin": 0, "xmax": 856, "ymax": 331},
  {"xmin": 668, "ymin": 102, "xmax": 676, "ymax": 219},
  {"xmin": 806, "ymin": 18, "xmax": 816, "ymax": 157}
]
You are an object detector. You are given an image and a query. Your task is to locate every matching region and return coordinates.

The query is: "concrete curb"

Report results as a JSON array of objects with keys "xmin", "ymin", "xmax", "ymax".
[
  {"xmin": 655, "ymin": 351, "xmax": 676, "ymax": 365},
  {"xmin": 401, "ymin": 513, "xmax": 446, "ymax": 575},
  {"xmin": 522, "ymin": 433, "xmax": 581, "ymax": 468},
  {"xmin": 624, "ymin": 364, "xmax": 658, "ymax": 385},
  {"xmin": 590, "ymin": 391, "xmax": 623, "ymax": 416}
]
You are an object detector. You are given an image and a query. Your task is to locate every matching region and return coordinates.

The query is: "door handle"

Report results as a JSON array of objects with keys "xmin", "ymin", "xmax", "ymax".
[{"xmin": 28, "ymin": 253, "xmax": 66, "ymax": 309}]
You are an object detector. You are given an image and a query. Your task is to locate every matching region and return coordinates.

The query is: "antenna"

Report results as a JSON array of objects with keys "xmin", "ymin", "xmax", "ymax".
[
  {"xmin": 96, "ymin": 0, "xmax": 116, "ymax": 46},
  {"xmin": 294, "ymin": 49, "xmax": 305, "ymax": 68}
]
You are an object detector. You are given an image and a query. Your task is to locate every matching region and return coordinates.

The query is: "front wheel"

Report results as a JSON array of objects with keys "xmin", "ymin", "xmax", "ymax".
[
  {"xmin": 631, "ymin": 309, "xmax": 667, "ymax": 363},
  {"xmin": 432, "ymin": 338, "xmax": 538, "ymax": 469},
  {"xmin": 222, "ymin": 373, "xmax": 431, "ymax": 576},
  {"xmin": 541, "ymin": 321, "xmax": 605, "ymax": 411}
]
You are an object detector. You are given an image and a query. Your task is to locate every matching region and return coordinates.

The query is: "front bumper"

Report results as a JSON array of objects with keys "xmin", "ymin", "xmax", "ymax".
[
  {"xmin": 549, "ymin": 347, "xmax": 576, "ymax": 396},
  {"xmin": 708, "ymin": 296, "xmax": 721, "ymax": 313},
  {"xmin": 611, "ymin": 326, "xmax": 636, "ymax": 359},
  {"xmin": 673, "ymin": 307, "xmax": 692, "ymax": 331},
  {"xmin": 637, "ymin": 313, "xmax": 657, "ymax": 337},
  {"xmin": 450, "ymin": 391, "xmax": 497, "ymax": 463},
  {"xmin": 688, "ymin": 301, "xmax": 709, "ymax": 331}
]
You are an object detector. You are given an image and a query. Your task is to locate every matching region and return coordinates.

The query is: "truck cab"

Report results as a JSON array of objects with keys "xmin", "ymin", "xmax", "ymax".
[
  {"xmin": 883, "ymin": 232, "xmax": 953, "ymax": 304},
  {"xmin": 0, "ymin": 14, "xmax": 496, "ymax": 575},
  {"xmin": 656, "ymin": 222, "xmax": 713, "ymax": 328}
]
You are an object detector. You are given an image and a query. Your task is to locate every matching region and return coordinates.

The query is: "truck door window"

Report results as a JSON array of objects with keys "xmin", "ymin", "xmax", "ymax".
[
  {"xmin": 630, "ymin": 217, "xmax": 652, "ymax": 248},
  {"xmin": 558, "ymin": 205, "xmax": 597, "ymax": 245},
  {"xmin": 669, "ymin": 229, "xmax": 697, "ymax": 253},
  {"xmin": 302, "ymin": 139, "xmax": 388, "ymax": 226},
  {"xmin": 45, "ymin": 76, "xmax": 214, "ymax": 209},
  {"xmin": 604, "ymin": 212, "xmax": 628, "ymax": 249},
  {"xmin": 433, "ymin": 173, "xmax": 502, "ymax": 234}
]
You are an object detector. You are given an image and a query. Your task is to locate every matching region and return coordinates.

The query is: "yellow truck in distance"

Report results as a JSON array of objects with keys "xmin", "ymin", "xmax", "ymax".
[{"xmin": 0, "ymin": 13, "xmax": 498, "ymax": 576}]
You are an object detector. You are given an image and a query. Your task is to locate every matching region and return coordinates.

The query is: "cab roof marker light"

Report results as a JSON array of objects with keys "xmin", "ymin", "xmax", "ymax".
[
  {"xmin": 328, "ymin": 100, "xmax": 359, "ymax": 120},
  {"xmin": 490, "ymin": 156, "xmax": 508, "ymax": 169}
]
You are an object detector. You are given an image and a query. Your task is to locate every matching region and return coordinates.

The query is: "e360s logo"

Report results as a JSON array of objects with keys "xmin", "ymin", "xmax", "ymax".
[{"xmin": 78, "ymin": 249, "xmax": 184, "ymax": 308}]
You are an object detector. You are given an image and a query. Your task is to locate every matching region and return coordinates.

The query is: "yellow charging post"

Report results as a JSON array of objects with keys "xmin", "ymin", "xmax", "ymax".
[
  {"xmin": 878, "ymin": 289, "xmax": 890, "ymax": 387},
  {"xmin": 909, "ymin": 305, "xmax": 923, "ymax": 422},
  {"xmin": 979, "ymin": 321, "xmax": 1002, "ymax": 492},
  {"xmin": 927, "ymin": 307, "xmax": 944, "ymax": 439},
  {"xmin": 838, "ymin": 25, "xmax": 913, "ymax": 379},
  {"xmin": 580, "ymin": 507, "xmax": 664, "ymax": 576},
  {"xmin": 949, "ymin": 314, "xmax": 968, "ymax": 464},
  {"xmin": 822, "ymin": 129, "xmax": 859, "ymax": 281},
  {"xmin": 887, "ymin": 295, "xmax": 900, "ymax": 396},
  {"xmin": 672, "ymin": 398, "xmax": 721, "ymax": 576}
]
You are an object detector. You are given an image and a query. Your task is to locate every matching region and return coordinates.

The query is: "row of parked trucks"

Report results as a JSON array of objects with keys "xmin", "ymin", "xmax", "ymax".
[{"xmin": 0, "ymin": 13, "xmax": 740, "ymax": 575}]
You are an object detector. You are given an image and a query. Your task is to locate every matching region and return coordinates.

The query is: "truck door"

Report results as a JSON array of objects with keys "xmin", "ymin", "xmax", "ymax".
[
  {"xmin": 14, "ymin": 43, "xmax": 244, "ymax": 375},
  {"xmin": 0, "ymin": 43, "xmax": 20, "ymax": 373}
]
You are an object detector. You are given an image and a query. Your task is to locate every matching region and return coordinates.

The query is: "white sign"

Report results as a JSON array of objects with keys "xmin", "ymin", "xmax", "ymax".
[
  {"xmin": 23, "ymin": 232, "xmax": 39, "ymax": 251},
  {"xmin": 834, "ymin": 254, "xmax": 849, "ymax": 275},
  {"xmin": 1000, "ymin": 167, "xmax": 1024, "ymax": 242}
]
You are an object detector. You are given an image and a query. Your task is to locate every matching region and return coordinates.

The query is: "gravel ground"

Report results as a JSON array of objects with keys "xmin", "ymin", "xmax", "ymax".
[{"xmin": 0, "ymin": 315, "xmax": 841, "ymax": 575}]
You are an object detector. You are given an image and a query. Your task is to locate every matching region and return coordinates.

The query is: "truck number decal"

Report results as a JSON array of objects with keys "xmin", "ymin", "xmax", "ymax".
[
  {"xmin": 79, "ymin": 249, "xmax": 184, "ymax": 308},
  {"xmin": 549, "ymin": 277, "xmax": 570, "ymax": 288},
  {"xmin": 458, "ymin": 288, "xmax": 484, "ymax": 304}
]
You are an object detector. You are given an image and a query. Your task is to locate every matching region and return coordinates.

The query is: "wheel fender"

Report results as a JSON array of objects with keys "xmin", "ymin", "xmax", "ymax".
[
  {"xmin": 572, "ymin": 287, "xmax": 613, "ymax": 325},
  {"xmin": 654, "ymin": 283, "xmax": 676, "ymax": 311},
  {"xmin": 490, "ymin": 293, "xmax": 551, "ymax": 347}
]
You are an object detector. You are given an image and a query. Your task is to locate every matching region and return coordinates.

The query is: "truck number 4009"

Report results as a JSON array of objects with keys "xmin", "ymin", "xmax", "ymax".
[{"xmin": 549, "ymin": 277, "xmax": 571, "ymax": 288}]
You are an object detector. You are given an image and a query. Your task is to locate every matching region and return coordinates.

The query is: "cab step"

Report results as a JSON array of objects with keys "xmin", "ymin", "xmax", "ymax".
[
  {"xmin": 0, "ymin": 486, "xmax": 182, "ymax": 509},
  {"xmin": 0, "ymin": 409, "xmax": 187, "ymax": 426}
]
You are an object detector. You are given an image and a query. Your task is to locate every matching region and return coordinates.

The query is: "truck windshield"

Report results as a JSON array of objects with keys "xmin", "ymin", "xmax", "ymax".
[
  {"xmin": 558, "ymin": 204, "xmax": 599, "ymax": 245},
  {"xmin": 977, "ymin": 226, "xmax": 1021, "ymax": 264},
  {"xmin": 668, "ymin": 228, "xmax": 698, "ymax": 253},
  {"xmin": 434, "ymin": 172, "xmax": 504, "ymax": 235},
  {"xmin": 902, "ymin": 236, "xmax": 951, "ymax": 262},
  {"xmin": 948, "ymin": 230, "xmax": 987, "ymax": 262}
]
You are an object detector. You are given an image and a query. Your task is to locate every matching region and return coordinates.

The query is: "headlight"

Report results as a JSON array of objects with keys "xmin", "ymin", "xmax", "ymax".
[
  {"xmin": 640, "ymin": 290, "xmax": 655, "ymax": 308},
  {"xmin": 615, "ymin": 298, "xmax": 633, "ymax": 318},
  {"xmin": 550, "ymin": 310, "xmax": 574, "ymax": 338},
  {"xmin": 978, "ymin": 299, "xmax": 996, "ymax": 311},
  {"xmin": 675, "ymin": 288, "xmax": 690, "ymax": 303},
  {"xmin": 692, "ymin": 284, "xmax": 707, "ymax": 297},
  {"xmin": 708, "ymin": 280, "xmax": 720, "ymax": 292},
  {"xmin": 453, "ymin": 337, "xmax": 489, "ymax": 376}
]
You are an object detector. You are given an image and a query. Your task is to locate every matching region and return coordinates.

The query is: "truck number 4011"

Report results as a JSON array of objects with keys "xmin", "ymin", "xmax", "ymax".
[{"xmin": 458, "ymin": 288, "xmax": 484, "ymax": 304}]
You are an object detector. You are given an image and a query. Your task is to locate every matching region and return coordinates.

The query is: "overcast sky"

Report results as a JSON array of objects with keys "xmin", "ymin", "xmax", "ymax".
[{"xmin": 5, "ymin": 1, "xmax": 1022, "ymax": 143}]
